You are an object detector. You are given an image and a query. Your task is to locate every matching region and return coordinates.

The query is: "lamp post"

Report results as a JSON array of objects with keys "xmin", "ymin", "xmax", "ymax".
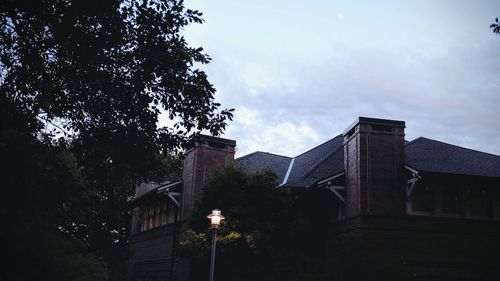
[{"xmin": 207, "ymin": 209, "xmax": 224, "ymax": 281}]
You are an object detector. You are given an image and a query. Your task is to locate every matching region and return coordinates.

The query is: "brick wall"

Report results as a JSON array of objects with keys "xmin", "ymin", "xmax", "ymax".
[
  {"xmin": 127, "ymin": 222, "xmax": 180, "ymax": 281},
  {"xmin": 181, "ymin": 135, "xmax": 236, "ymax": 220},
  {"xmin": 326, "ymin": 215, "xmax": 500, "ymax": 281},
  {"xmin": 332, "ymin": 117, "xmax": 500, "ymax": 281},
  {"xmin": 176, "ymin": 135, "xmax": 235, "ymax": 281},
  {"xmin": 128, "ymin": 135, "xmax": 235, "ymax": 281},
  {"xmin": 344, "ymin": 117, "xmax": 406, "ymax": 217}
]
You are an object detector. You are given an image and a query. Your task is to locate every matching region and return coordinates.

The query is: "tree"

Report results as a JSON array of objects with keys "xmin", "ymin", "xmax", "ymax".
[
  {"xmin": 491, "ymin": 17, "xmax": 500, "ymax": 35},
  {"xmin": 0, "ymin": 110, "xmax": 108, "ymax": 281},
  {"xmin": 1, "ymin": 0, "xmax": 233, "ymax": 183},
  {"xmin": 1, "ymin": 1, "xmax": 232, "ymax": 280},
  {"xmin": 181, "ymin": 168, "xmax": 330, "ymax": 281}
]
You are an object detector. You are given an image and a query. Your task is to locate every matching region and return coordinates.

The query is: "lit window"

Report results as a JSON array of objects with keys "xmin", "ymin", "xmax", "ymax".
[
  {"xmin": 142, "ymin": 209, "xmax": 150, "ymax": 231},
  {"xmin": 168, "ymin": 205, "xmax": 175, "ymax": 223},
  {"xmin": 140, "ymin": 210, "xmax": 145, "ymax": 232},
  {"xmin": 155, "ymin": 206, "xmax": 161, "ymax": 227},
  {"xmin": 139, "ymin": 202, "xmax": 176, "ymax": 232},
  {"xmin": 149, "ymin": 207, "xmax": 155, "ymax": 229},
  {"xmin": 161, "ymin": 202, "xmax": 167, "ymax": 225}
]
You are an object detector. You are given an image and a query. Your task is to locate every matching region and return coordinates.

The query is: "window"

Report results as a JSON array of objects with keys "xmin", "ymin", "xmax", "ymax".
[
  {"xmin": 439, "ymin": 186, "xmax": 462, "ymax": 215},
  {"xmin": 161, "ymin": 202, "xmax": 168, "ymax": 225},
  {"xmin": 141, "ymin": 208, "xmax": 150, "ymax": 231},
  {"xmin": 139, "ymin": 201, "xmax": 176, "ymax": 232},
  {"xmin": 168, "ymin": 205, "xmax": 175, "ymax": 224},
  {"xmin": 407, "ymin": 178, "xmax": 497, "ymax": 220},
  {"xmin": 155, "ymin": 206, "xmax": 161, "ymax": 227},
  {"xmin": 467, "ymin": 187, "xmax": 490, "ymax": 217},
  {"xmin": 411, "ymin": 185, "xmax": 434, "ymax": 213}
]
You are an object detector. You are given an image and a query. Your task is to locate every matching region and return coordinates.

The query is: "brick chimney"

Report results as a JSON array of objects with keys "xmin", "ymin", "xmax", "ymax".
[
  {"xmin": 343, "ymin": 117, "xmax": 406, "ymax": 218},
  {"xmin": 181, "ymin": 135, "xmax": 236, "ymax": 220}
]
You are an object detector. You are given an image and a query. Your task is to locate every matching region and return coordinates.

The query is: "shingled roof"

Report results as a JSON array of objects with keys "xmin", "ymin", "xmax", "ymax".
[
  {"xmin": 235, "ymin": 135, "xmax": 344, "ymax": 188},
  {"xmin": 236, "ymin": 135, "xmax": 500, "ymax": 187},
  {"xmin": 236, "ymin": 151, "xmax": 292, "ymax": 183},
  {"xmin": 285, "ymin": 135, "xmax": 344, "ymax": 187},
  {"xmin": 405, "ymin": 137, "xmax": 500, "ymax": 178}
]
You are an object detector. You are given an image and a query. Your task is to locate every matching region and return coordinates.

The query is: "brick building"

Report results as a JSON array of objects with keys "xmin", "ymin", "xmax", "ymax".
[{"xmin": 127, "ymin": 117, "xmax": 500, "ymax": 281}]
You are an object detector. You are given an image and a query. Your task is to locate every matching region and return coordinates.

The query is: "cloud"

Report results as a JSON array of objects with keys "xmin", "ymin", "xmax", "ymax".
[
  {"xmin": 243, "ymin": 63, "xmax": 273, "ymax": 90},
  {"xmin": 225, "ymin": 107, "xmax": 320, "ymax": 157},
  {"xmin": 182, "ymin": 0, "xmax": 500, "ymax": 156},
  {"xmin": 213, "ymin": 40, "xmax": 500, "ymax": 156}
]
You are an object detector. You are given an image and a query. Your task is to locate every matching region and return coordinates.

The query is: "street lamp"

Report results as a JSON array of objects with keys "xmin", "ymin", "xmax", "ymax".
[{"xmin": 207, "ymin": 209, "xmax": 225, "ymax": 281}]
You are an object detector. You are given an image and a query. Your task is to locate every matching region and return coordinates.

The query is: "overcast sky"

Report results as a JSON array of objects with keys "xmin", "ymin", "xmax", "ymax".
[{"xmin": 177, "ymin": 0, "xmax": 500, "ymax": 157}]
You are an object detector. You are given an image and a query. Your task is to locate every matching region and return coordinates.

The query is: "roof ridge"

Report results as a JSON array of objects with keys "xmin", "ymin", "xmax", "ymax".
[
  {"xmin": 292, "ymin": 134, "xmax": 343, "ymax": 158},
  {"xmin": 235, "ymin": 151, "xmax": 260, "ymax": 161},
  {"xmin": 405, "ymin": 136, "xmax": 425, "ymax": 146},
  {"xmin": 236, "ymin": 151, "xmax": 291, "ymax": 161},
  {"xmin": 415, "ymin": 137, "xmax": 500, "ymax": 158},
  {"xmin": 260, "ymin": 151, "xmax": 292, "ymax": 158}
]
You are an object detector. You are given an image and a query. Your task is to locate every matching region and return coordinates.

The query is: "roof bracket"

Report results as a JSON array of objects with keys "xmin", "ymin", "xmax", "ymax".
[
  {"xmin": 166, "ymin": 192, "xmax": 180, "ymax": 207},
  {"xmin": 317, "ymin": 172, "xmax": 345, "ymax": 186},
  {"xmin": 326, "ymin": 185, "xmax": 345, "ymax": 203},
  {"xmin": 157, "ymin": 184, "xmax": 182, "ymax": 207},
  {"xmin": 405, "ymin": 165, "xmax": 421, "ymax": 199}
]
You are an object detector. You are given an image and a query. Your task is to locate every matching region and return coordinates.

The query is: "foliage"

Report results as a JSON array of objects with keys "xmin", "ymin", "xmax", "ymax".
[
  {"xmin": 0, "ymin": 0, "xmax": 231, "ymax": 280},
  {"xmin": 0, "ymin": 0, "xmax": 233, "ymax": 149},
  {"xmin": 0, "ymin": 105, "xmax": 105, "ymax": 280},
  {"xmin": 181, "ymin": 168, "xmax": 329, "ymax": 281},
  {"xmin": 491, "ymin": 17, "xmax": 500, "ymax": 35},
  {"xmin": 1, "ymin": 222, "xmax": 108, "ymax": 281}
]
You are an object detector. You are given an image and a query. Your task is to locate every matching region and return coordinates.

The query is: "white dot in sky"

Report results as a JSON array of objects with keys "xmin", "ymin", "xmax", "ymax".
[{"xmin": 338, "ymin": 13, "xmax": 343, "ymax": 20}]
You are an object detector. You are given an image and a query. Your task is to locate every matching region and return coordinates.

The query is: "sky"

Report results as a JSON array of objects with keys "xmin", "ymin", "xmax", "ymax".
[{"xmin": 174, "ymin": 0, "xmax": 500, "ymax": 157}]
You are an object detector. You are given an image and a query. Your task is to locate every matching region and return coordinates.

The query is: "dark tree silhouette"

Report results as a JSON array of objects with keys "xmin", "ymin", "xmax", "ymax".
[
  {"xmin": 491, "ymin": 17, "xmax": 500, "ymax": 35},
  {"xmin": 1, "ymin": 0, "xmax": 233, "ymax": 155},
  {"xmin": 0, "ymin": 1, "xmax": 232, "ymax": 280},
  {"xmin": 182, "ymin": 168, "xmax": 330, "ymax": 281}
]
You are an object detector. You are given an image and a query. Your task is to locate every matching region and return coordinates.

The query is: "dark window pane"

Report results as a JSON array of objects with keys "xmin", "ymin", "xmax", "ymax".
[
  {"xmin": 440, "ymin": 186, "xmax": 462, "ymax": 214},
  {"xmin": 467, "ymin": 187, "xmax": 490, "ymax": 217},
  {"xmin": 411, "ymin": 185, "xmax": 433, "ymax": 212}
]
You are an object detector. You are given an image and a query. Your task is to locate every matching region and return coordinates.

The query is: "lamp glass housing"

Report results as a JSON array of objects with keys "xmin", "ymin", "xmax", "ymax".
[{"xmin": 207, "ymin": 209, "xmax": 225, "ymax": 228}]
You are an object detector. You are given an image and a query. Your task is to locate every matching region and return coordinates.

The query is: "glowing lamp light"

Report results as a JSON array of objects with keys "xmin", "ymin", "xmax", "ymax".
[
  {"xmin": 207, "ymin": 209, "xmax": 225, "ymax": 229},
  {"xmin": 207, "ymin": 209, "xmax": 224, "ymax": 281}
]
